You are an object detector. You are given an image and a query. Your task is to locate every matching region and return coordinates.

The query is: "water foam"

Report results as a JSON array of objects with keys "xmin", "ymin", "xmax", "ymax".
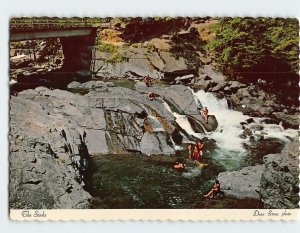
[{"xmin": 163, "ymin": 89, "xmax": 298, "ymax": 154}]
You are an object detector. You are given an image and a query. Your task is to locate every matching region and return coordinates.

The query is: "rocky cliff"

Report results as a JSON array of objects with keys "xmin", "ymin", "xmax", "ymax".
[
  {"xmin": 9, "ymin": 82, "xmax": 218, "ymax": 208},
  {"xmin": 260, "ymin": 140, "xmax": 299, "ymax": 208},
  {"xmin": 90, "ymin": 18, "xmax": 298, "ymax": 128}
]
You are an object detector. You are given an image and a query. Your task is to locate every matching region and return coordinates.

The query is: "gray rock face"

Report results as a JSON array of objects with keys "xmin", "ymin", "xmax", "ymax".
[
  {"xmin": 10, "ymin": 94, "xmax": 92, "ymax": 209},
  {"xmin": 218, "ymin": 165, "xmax": 264, "ymax": 199},
  {"xmin": 135, "ymin": 83, "xmax": 218, "ymax": 133},
  {"xmin": 140, "ymin": 132, "xmax": 175, "ymax": 155},
  {"xmin": 67, "ymin": 80, "xmax": 115, "ymax": 90},
  {"xmin": 217, "ymin": 139, "xmax": 299, "ymax": 208},
  {"xmin": 259, "ymin": 140, "xmax": 300, "ymax": 208},
  {"xmin": 272, "ymin": 112, "xmax": 299, "ymax": 129},
  {"xmin": 10, "ymin": 82, "xmax": 218, "ymax": 208},
  {"xmin": 91, "ymin": 43, "xmax": 189, "ymax": 80}
]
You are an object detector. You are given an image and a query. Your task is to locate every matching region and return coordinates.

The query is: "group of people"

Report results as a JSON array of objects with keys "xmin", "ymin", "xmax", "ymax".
[
  {"xmin": 188, "ymin": 140, "xmax": 204, "ymax": 162},
  {"xmin": 144, "ymin": 75, "xmax": 210, "ymax": 126},
  {"xmin": 173, "ymin": 140, "xmax": 223, "ymax": 199},
  {"xmin": 144, "ymin": 74, "xmax": 220, "ymax": 198},
  {"xmin": 143, "ymin": 75, "xmax": 157, "ymax": 101}
]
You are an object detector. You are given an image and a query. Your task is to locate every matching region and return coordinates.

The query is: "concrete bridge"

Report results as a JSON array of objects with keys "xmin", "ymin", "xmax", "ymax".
[
  {"xmin": 10, "ymin": 18, "xmax": 111, "ymax": 84},
  {"xmin": 10, "ymin": 18, "xmax": 111, "ymax": 41}
]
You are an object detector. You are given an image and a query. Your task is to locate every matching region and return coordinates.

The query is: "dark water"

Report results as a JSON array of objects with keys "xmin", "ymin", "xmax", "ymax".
[{"xmin": 89, "ymin": 144, "xmax": 265, "ymax": 209}]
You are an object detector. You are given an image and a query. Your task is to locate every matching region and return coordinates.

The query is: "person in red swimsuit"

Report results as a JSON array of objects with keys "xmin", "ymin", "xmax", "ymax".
[
  {"xmin": 143, "ymin": 75, "xmax": 152, "ymax": 87},
  {"xmin": 188, "ymin": 144, "xmax": 194, "ymax": 160},
  {"xmin": 204, "ymin": 180, "xmax": 221, "ymax": 198},
  {"xmin": 147, "ymin": 92, "xmax": 155, "ymax": 100},
  {"xmin": 200, "ymin": 107, "xmax": 209, "ymax": 123},
  {"xmin": 193, "ymin": 146, "xmax": 200, "ymax": 161},
  {"xmin": 196, "ymin": 140, "xmax": 204, "ymax": 161}
]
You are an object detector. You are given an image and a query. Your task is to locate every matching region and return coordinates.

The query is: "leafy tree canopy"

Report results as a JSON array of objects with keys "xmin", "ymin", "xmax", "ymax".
[{"xmin": 206, "ymin": 17, "xmax": 299, "ymax": 82}]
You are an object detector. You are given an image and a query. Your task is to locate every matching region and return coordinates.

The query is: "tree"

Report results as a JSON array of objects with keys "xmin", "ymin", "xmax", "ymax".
[{"xmin": 206, "ymin": 17, "xmax": 299, "ymax": 83}]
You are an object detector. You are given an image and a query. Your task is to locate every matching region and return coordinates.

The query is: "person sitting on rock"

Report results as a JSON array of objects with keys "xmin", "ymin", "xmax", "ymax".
[
  {"xmin": 204, "ymin": 180, "xmax": 221, "ymax": 198},
  {"xmin": 144, "ymin": 75, "xmax": 152, "ymax": 87},
  {"xmin": 200, "ymin": 107, "xmax": 209, "ymax": 123},
  {"xmin": 174, "ymin": 159, "xmax": 185, "ymax": 171},
  {"xmin": 147, "ymin": 91, "xmax": 156, "ymax": 100},
  {"xmin": 196, "ymin": 140, "xmax": 204, "ymax": 161}
]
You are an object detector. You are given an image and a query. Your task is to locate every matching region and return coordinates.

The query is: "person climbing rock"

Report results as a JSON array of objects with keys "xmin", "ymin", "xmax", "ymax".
[
  {"xmin": 144, "ymin": 75, "xmax": 152, "ymax": 87},
  {"xmin": 200, "ymin": 107, "xmax": 209, "ymax": 123},
  {"xmin": 174, "ymin": 158, "xmax": 185, "ymax": 171},
  {"xmin": 147, "ymin": 91, "xmax": 156, "ymax": 100},
  {"xmin": 204, "ymin": 180, "xmax": 221, "ymax": 198}
]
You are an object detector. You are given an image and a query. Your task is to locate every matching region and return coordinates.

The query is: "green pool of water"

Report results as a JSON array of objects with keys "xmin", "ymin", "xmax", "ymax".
[{"xmin": 89, "ymin": 146, "xmax": 264, "ymax": 209}]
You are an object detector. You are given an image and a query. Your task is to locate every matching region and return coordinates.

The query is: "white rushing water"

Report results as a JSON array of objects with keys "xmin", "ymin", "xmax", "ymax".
[
  {"xmin": 193, "ymin": 90, "xmax": 250, "ymax": 152},
  {"xmin": 162, "ymin": 89, "xmax": 298, "ymax": 170}
]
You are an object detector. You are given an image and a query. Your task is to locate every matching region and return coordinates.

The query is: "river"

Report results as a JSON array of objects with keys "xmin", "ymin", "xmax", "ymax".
[{"xmin": 88, "ymin": 87, "xmax": 297, "ymax": 209}]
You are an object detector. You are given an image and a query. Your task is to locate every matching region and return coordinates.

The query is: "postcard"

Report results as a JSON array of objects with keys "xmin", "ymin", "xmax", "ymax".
[{"xmin": 9, "ymin": 17, "xmax": 299, "ymax": 221}]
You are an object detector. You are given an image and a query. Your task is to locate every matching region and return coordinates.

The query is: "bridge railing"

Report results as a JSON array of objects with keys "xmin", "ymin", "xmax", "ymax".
[{"xmin": 10, "ymin": 17, "xmax": 111, "ymax": 31}]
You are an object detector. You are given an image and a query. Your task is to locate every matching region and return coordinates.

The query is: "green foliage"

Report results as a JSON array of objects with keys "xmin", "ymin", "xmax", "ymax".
[
  {"xmin": 98, "ymin": 42, "xmax": 127, "ymax": 64},
  {"xmin": 106, "ymin": 52, "xmax": 127, "ymax": 64},
  {"xmin": 206, "ymin": 17, "xmax": 299, "ymax": 80},
  {"xmin": 98, "ymin": 42, "xmax": 118, "ymax": 53}
]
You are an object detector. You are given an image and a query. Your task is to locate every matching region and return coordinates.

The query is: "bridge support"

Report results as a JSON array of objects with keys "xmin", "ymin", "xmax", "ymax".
[{"xmin": 60, "ymin": 29, "xmax": 97, "ymax": 80}]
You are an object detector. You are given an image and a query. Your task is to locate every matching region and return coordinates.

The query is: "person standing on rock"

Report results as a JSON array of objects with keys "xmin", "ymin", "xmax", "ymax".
[
  {"xmin": 196, "ymin": 140, "xmax": 204, "ymax": 161},
  {"xmin": 193, "ymin": 146, "xmax": 201, "ymax": 161},
  {"xmin": 188, "ymin": 144, "xmax": 194, "ymax": 159},
  {"xmin": 200, "ymin": 107, "xmax": 209, "ymax": 123},
  {"xmin": 204, "ymin": 180, "xmax": 221, "ymax": 198}
]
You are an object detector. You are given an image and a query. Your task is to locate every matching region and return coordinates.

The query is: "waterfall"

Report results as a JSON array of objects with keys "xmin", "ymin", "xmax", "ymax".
[
  {"xmin": 194, "ymin": 90, "xmax": 298, "ymax": 146},
  {"xmin": 193, "ymin": 90, "xmax": 250, "ymax": 152},
  {"xmin": 162, "ymin": 90, "xmax": 298, "ymax": 153},
  {"xmin": 161, "ymin": 99, "xmax": 204, "ymax": 139}
]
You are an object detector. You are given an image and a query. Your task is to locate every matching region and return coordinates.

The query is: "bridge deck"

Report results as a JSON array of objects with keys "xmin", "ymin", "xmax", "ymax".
[{"xmin": 10, "ymin": 17, "xmax": 111, "ymax": 32}]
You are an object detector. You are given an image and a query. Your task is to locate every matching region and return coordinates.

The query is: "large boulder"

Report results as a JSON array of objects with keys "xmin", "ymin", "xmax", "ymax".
[
  {"xmin": 218, "ymin": 165, "xmax": 264, "ymax": 199},
  {"xmin": 140, "ymin": 132, "xmax": 175, "ymax": 155},
  {"xmin": 217, "ymin": 139, "xmax": 299, "ymax": 208},
  {"xmin": 259, "ymin": 140, "xmax": 300, "ymax": 208},
  {"xmin": 187, "ymin": 114, "xmax": 218, "ymax": 132},
  {"xmin": 272, "ymin": 112, "xmax": 299, "ymax": 129}
]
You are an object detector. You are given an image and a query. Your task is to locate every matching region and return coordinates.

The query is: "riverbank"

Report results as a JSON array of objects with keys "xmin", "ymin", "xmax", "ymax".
[{"xmin": 9, "ymin": 80, "xmax": 298, "ymax": 209}]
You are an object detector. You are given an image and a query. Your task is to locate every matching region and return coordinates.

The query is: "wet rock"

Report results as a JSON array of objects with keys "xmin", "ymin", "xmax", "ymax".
[
  {"xmin": 243, "ymin": 128, "xmax": 252, "ymax": 137},
  {"xmin": 140, "ymin": 132, "xmax": 175, "ymax": 155},
  {"xmin": 218, "ymin": 165, "xmax": 264, "ymax": 199},
  {"xmin": 187, "ymin": 115, "xmax": 218, "ymax": 133},
  {"xmin": 272, "ymin": 112, "xmax": 299, "ymax": 129}
]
